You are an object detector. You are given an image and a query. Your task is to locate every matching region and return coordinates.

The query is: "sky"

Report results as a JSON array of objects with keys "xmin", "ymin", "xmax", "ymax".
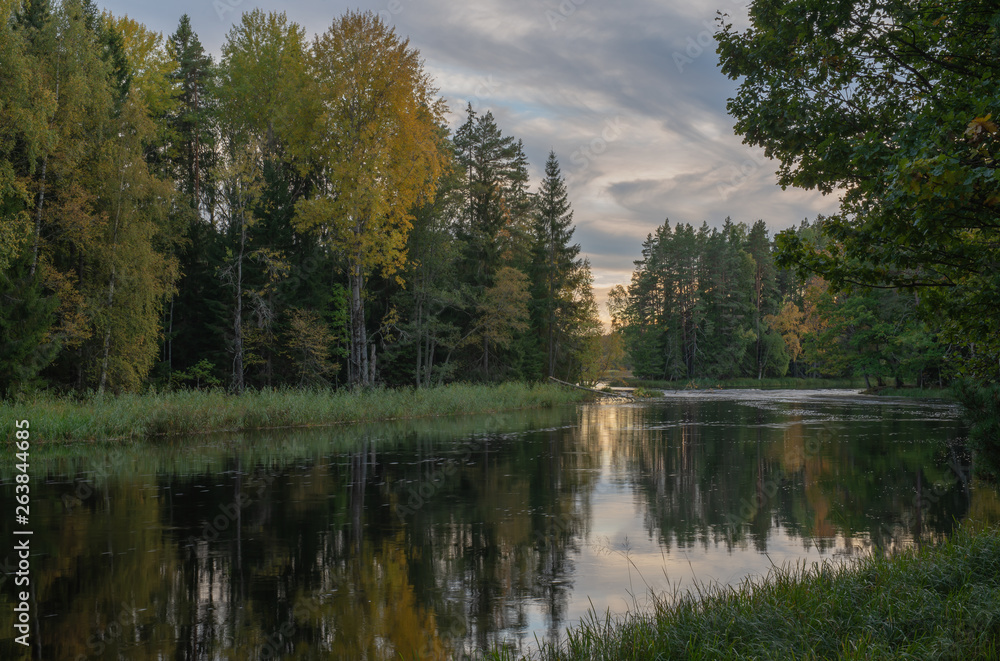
[{"xmin": 102, "ymin": 0, "xmax": 841, "ymax": 322}]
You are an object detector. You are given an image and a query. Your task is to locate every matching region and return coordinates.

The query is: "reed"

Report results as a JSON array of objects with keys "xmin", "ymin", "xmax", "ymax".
[{"xmin": 0, "ymin": 382, "xmax": 590, "ymax": 444}]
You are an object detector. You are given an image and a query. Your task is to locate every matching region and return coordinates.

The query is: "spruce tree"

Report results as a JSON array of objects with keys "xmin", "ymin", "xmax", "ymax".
[
  {"xmin": 531, "ymin": 151, "xmax": 580, "ymax": 377},
  {"xmin": 168, "ymin": 14, "xmax": 216, "ymax": 216}
]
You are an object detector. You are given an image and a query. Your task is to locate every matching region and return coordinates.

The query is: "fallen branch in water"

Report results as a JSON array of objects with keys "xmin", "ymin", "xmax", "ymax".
[{"xmin": 548, "ymin": 376, "xmax": 634, "ymax": 400}]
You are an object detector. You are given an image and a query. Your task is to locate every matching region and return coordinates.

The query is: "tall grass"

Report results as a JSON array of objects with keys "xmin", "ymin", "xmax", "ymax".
[
  {"xmin": 0, "ymin": 382, "xmax": 590, "ymax": 444},
  {"xmin": 485, "ymin": 525, "xmax": 1000, "ymax": 660}
]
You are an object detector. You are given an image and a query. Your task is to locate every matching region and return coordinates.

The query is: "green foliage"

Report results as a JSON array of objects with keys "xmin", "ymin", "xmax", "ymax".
[
  {"xmin": 718, "ymin": 0, "xmax": 1000, "ymax": 376},
  {"xmin": 0, "ymin": 256, "xmax": 58, "ymax": 395},
  {"xmin": 631, "ymin": 386, "xmax": 659, "ymax": 398},
  {"xmin": 169, "ymin": 358, "xmax": 221, "ymax": 390},
  {"xmin": 954, "ymin": 381, "xmax": 1000, "ymax": 482}
]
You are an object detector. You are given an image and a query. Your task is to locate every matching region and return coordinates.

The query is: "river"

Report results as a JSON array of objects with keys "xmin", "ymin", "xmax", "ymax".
[{"xmin": 2, "ymin": 389, "xmax": 994, "ymax": 660}]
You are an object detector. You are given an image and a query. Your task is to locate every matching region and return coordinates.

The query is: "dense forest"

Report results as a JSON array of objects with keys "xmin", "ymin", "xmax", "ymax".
[
  {"xmin": 611, "ymin": 217, "xmax": 948, "ymax": 389},
  {"xmin": 0, "ymin": 1, "xmax": 603, "ymax": 394}
]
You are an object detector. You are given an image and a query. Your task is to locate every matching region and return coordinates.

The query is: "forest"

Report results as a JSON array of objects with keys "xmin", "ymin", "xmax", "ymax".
[
  {"xmin": 611, "ymin": 216, "xmax": 948, "ymax": 389},
  {"xmin": 1, "ymin": 0, "xmax": 997, "ymax": 453},
  {"xmin": 0, "ymin": 0, "xmax": 602, "ymax": 395}
]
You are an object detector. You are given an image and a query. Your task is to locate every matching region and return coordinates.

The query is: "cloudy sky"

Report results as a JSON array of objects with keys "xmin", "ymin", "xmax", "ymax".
[{"xmin": 103, "ymin": 0, "xmax": 841, "ymax": 321}]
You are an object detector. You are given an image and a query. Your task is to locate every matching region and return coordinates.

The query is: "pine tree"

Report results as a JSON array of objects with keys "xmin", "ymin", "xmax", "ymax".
[
  {"xmin": 696, "ymin": 219, "xmax": 755, "ymax": 378},
  {"xmin": 745, "ymin": 220, "xmax": 780, "ymax": 379}
]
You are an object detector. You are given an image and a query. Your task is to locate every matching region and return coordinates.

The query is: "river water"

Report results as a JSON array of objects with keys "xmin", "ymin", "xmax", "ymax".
[{"xmin": 2, "ymin": 389, "xmax": 995, "ymax": 660}]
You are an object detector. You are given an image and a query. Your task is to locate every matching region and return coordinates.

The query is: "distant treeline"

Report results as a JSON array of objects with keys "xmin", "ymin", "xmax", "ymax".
[
  {"xmin": 0, "ymin": 1, "xmax": 602, "ymax": 395},
  {"xmin": 611, "ymin": 217, "xmax": 949, "ymax": 388}
]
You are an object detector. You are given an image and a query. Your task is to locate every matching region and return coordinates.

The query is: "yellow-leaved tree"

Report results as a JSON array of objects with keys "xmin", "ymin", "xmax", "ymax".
[{"xmin": 293, "ymin": 11, "xmax": 446, "ymax": 386}]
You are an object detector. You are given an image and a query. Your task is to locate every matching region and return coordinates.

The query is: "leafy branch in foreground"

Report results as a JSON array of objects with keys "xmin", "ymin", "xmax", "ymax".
[{"xmin": 717, "ymin": 0, "xmax": 1000, "ymax": 379}]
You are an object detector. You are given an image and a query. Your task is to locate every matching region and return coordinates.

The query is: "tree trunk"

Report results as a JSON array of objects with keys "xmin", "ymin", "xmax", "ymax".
[
  {"xmin": 98, "ymin": 160, "xmax": 127, "ymax": 394},
  {"xmin": 97, "ymin": 267, "xmax": 116, "ymax": 394},
  {"xmin": 428, "ymin": 339, "xmax": 436, "ymax": 385},
  {"xmin": 547, "ymin": 234, "xmax": 556, "ymax": 378},
  {"xmin": 167, "ymin": 296, "xmax": 174, "ymax": 375},
  {"xmin": 30, "ymin": 156, "xmax": 47, "ymax": 278},
  {"xmin": 482, "ymin": 334, "xmax": 489, "ymax": 375},
  {"xmin": 349, "ymin": 260, "xmax": 368, "ymax": 387},
  {"xmin": 415, "ymin": 296, "xmax": 423, "ymax": 387},
  {"xmin": 30, "ymin": 58, "xmax": 59, "ymax": 278},
  {"xmin": 232, "ymin": 219, "xmax": 245, "ymax": 394}
]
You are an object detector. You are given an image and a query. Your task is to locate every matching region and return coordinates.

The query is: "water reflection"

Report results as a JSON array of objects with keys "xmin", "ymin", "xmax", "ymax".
[{"xmin": 0, "ymin": 391, "xmax": 995, "ymax": 660}]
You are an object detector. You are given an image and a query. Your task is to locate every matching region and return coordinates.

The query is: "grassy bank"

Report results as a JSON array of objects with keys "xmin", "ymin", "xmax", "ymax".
[
  {"xmin": 487, "ymin": 525, "xmax": 1000, "ymax": 661},
  {"xmin": 625, "ymin": 376, "xmax": 866, "ymax": 390},
  {"xmin": 864, "ymin": 386, "xmax": 956, "ymax": 400},
  {"xmin": 0, "ymin": 382, "xmax": 591, "ymax": 444}
]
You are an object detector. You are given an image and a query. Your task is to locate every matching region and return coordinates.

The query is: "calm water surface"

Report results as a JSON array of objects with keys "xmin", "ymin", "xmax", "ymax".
[{"xmin": 3, "ymin": 389, "xmax": 997, "ymax": 660}]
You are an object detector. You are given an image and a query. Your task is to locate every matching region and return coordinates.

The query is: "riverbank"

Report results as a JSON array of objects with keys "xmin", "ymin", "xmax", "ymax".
[
  {"xmin": 623, "ymin": 377, "xmax": 957, "ymax": 401},
  {"xmin": 0, "ymin": 382, "xmax": 592, "ymax": 444},
  {"xmin": 487, "ymin": 524, "xmax": 1000, "ymax": 660},
  {"xmin": 624, "ymin": 376, "xmax": 866, "ymax": 390}
]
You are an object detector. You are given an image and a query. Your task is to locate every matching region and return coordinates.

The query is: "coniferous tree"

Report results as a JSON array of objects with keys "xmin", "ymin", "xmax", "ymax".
[
  {"xmin": 452, "ymin": 106, "xmax": 534, "ymax": 377},
  {"xmin": 453, "ymin": 106, "xmax": 535, "ymax": 282},
  {"xmin": 168, "ymin": 14, "xmax": 216, "ymax": 217},
  {"xmin": 745, "ymin": 219, "xmax": 780, "ymax": 379},
  {"xmin": 696, "ymin": 220, "xmax": 755, "ymax": 378},
  {"xmin": 531, "ymin": 151, "xmax": 580, "ymax": 378}
]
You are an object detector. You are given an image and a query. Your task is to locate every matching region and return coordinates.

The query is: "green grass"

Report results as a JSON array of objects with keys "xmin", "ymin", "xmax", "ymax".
[
  {"xmin": 626, "ymin": 376, "xmax": 866, "ymax": 390},
  {"xmin": 484, "ymin": 524, "xmax": 1000, "ymax": 660},
  {"xmin": 865, "ymin": 386, "xmax": 956, "ymax": 401},
  {"xmin": 0, "ymin": 382, "xmax": 591, "ymax": 444}
]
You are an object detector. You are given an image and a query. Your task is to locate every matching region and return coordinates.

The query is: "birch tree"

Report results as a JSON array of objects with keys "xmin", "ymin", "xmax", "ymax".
[{"xmin": 293, "ymin": 11, "xmax": 446, "ymax": 387}]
